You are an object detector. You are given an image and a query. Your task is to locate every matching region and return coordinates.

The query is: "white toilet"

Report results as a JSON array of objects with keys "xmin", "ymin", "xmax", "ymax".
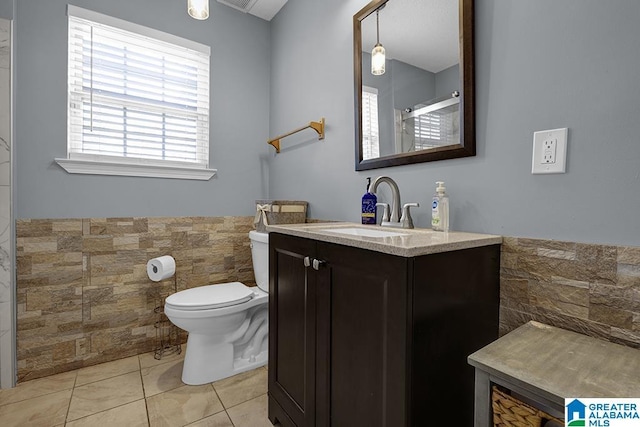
[{"xmin": 164, "ymin": 230, "xmax": 269, "ymax": 385}]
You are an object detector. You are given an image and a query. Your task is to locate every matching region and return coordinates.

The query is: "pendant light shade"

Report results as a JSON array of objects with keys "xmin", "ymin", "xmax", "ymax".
[
  {"xmin": 371, "ymin": 9, "xmax": 385, "ymax": 75},
  {"xmin": 188, "ymin": 0, "xmax": 209, "ymax": 20},
  {"xmin": 371, "ymin": 43, "xmax": 386, "ymax": 76}
]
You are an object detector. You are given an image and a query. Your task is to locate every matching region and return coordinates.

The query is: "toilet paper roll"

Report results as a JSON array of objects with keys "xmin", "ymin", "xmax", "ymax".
[{"xmin": 147, "ymin": 255, "xmax": 176, "ymax": 282}]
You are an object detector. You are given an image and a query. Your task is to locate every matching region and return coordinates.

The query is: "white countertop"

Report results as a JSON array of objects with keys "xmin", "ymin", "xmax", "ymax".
[{"xmin": 265, "ymin": 222, "xmax": 502, "ymax": 257}]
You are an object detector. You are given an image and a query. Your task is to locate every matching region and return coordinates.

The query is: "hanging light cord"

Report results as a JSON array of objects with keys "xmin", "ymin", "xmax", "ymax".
[{"xmin": 376, "ymin": 10, "xmax": 380, "ymax": 45}]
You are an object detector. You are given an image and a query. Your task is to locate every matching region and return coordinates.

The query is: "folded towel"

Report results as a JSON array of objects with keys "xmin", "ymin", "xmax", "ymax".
[{"xmin": 254, "ymin": 204, "xmax": 271, "ymax": 229}]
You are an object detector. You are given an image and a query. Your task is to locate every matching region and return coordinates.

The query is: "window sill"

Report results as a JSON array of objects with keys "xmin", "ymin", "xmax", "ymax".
[{"xmin": 54, "ymin": 158, "xmax": 217, "ymax": 181}]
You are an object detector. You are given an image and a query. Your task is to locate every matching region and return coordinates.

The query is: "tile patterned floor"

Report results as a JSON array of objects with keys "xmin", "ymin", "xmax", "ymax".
[{"xmin": 0, "ymin": 348, "xmax": 272, "ymax": 427}]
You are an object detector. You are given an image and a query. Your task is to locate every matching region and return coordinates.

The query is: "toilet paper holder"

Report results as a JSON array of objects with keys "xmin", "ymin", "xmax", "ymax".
[{"xmin": 152, "ymin": 271, "xmax": 182, "ymax": 360}]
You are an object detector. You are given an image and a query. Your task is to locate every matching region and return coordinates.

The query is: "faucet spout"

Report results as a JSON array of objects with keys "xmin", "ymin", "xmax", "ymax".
[{"xmin": 369, "ymin": 176, "xmax": 401, "ymax": 223}]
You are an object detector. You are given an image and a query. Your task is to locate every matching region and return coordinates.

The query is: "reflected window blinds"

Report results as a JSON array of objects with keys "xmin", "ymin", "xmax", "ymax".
[
  {"xmin": 362, "ymin": 86, "xmax": 380, "ymax": 160},
  {"xmin": 414, "ymin": 105, "xmax": 459, "ymax": 150}
]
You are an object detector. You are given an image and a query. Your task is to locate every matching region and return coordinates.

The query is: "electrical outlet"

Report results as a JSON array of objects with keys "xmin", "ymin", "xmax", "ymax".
[
  {"xmin": 532, "ymin": 128, "xmax": 568, "ymax": 174},
  {"xmin": 542, "ymin": 138, "xmax": 557, "ymax": 164}
]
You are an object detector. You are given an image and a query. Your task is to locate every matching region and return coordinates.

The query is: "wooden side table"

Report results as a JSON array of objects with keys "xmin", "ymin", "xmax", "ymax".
[{"xmin": 468, "ymin": 321, "xmax": 640, "ymax": 427}]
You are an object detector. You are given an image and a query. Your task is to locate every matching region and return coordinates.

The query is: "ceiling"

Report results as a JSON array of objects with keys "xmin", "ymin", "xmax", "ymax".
[
  {"xmin": 216, "ymin": 0, "xmax": 288, "ymax": 21},
  {"xmin": 360, "ymin": 0, "xmax": 459, "ymax": 73}
]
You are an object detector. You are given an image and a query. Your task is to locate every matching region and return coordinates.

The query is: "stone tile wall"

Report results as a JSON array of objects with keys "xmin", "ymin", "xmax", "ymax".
[
  {"xmin": 16, "ymin": 216, "xmax": 256, "ymax": 382},
  {"xmin": 500, "ymin": 237, "xmax": 640, "ymax": 348},
  {"xmin": 17, "ymin": 223, "xmax": 640, "ymax": 382}
]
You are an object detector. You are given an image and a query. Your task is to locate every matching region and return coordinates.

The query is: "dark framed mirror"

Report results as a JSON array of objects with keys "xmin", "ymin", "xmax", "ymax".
[{"xmin": 354, "ymin": 0, "xmax": 475, "ymax": 171}]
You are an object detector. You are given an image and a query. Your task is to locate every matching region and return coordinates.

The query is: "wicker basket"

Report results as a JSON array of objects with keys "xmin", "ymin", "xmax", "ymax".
[
  {"xmin": 491, "ymin": 386, "xmax": 563, "ymax": 427},
  {"xmin": 254, "ymin": 200, "xmax": 308, "ymax": 232}
]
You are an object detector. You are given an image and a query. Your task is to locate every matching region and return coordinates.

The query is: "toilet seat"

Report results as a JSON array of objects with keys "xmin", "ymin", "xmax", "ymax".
[{"xmin": 165, "ymin": 282, "xmax": 254, "ymax": 311}]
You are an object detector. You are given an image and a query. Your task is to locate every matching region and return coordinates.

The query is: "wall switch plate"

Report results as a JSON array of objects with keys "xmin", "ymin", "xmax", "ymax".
[{"xmin": 532, "ymin": 128, "xmax": 568, "ymax": 174}]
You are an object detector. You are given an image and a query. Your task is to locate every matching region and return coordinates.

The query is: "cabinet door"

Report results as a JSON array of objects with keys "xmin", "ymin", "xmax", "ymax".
[
  {"xmin": 316, "ymin": 242, "xmax": 408, "ymax": 427},
  {"xmin": 268, "ymin": 234, "xmax": 317, "ymax": 427}
]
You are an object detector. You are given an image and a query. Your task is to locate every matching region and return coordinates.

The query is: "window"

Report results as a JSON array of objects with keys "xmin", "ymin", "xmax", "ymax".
[
  {"xmin": 57, "ymin": 5, "xmax": 215, "ymax": 180},
  {"xmin": 362, "ymin": 86, "xmax": 380, "ymax": 160}
]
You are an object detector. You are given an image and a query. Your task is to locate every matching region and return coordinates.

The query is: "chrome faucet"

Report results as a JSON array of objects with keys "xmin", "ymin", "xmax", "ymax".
[
  {"xmin": 369, "ymin": 176, "xmax": 401, "ymax": 223},
  {"xmin": 369, "ymin": 176, "xmax": 419, "ymax": 229}
]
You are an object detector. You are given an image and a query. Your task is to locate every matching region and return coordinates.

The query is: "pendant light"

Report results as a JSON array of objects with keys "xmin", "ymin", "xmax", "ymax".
[
  {"xmin": 188, "ymin": 0, "xmax": 209, "ymax": 20},
  {"xmin": 371, "ymin": 9, "xmax": 386, "ymax": 76}
]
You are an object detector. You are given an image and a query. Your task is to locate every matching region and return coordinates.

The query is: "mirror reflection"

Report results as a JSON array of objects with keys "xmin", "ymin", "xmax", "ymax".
[
  {"xmin": 354, "ymin": 0, "xmax": 475, "ymax": 171},
  {"xmin": 360, "ymin": 0, "xmax": 459, "ymax": 159}
]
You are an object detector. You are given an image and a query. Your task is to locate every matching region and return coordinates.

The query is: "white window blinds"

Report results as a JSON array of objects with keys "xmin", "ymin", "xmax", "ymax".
[
  {"xmin": 67, "ymin": 6, "xmax": 211, "ymax": 170},
  {"xmin": 414, "ymin": 105, "xmax": 460, "ymax": 150},
  {"xmin": 362, "ymin": 86, "xmax": 380, "ymax": 160},
  {"xmin": 414, "ymin": 113, "xmax": 443, "ymax": 150}
]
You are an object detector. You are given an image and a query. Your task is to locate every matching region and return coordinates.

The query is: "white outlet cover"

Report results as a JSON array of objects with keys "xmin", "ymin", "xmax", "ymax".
[{"xmin": 532, "ymin": 128, "xmax": 568, "ymax": 174}]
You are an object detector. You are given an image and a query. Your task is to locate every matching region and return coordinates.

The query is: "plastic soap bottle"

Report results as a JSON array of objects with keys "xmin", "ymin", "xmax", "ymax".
[
  {"xmin": 361, "ymin": 177, "xmax": 377, "ymax": 224},
  {"xmin": 431, "ymin": 181, "xmax": 449, "ymax": 232}
]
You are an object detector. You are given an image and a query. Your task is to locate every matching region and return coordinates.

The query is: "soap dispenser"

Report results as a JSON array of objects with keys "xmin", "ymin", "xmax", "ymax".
[
  {"xmin": 361, "ymin": 177, "xmax": 377, "ymax": 224},
  {"xmin": 431, "ymin": 181, "xmax": 449, "ymax": 231}
]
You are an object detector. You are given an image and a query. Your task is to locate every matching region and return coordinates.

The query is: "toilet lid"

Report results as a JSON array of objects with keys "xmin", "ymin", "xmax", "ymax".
[{"xmin": 165, "ymin": 282, "xmax": 254, "ymax": 310}]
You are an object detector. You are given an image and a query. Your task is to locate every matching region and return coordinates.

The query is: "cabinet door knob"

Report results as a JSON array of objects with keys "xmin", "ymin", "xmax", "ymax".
[
  {"xmin": 312, "ymin": 259, "xmax": 325, "ymax": 270},
  {"xmin": 303, "ymin": 256, "xmax": 311, "ymax": 267}
]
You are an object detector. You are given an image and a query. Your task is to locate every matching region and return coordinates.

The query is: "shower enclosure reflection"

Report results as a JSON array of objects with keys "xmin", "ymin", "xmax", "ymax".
[{"xmin": 394, "ymin": 91, "xmax": 460, "ymax": 158}]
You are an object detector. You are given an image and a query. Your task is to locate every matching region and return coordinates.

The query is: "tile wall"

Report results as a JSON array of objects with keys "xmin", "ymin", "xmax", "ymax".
[
  {"xmin": 0, "ymin": 17, "xmax": 12, "ymax": 387},
  {"xmin": 15, "ymin": 217, "xmax": 640, "ymax": 383},
  {"xmin": 16, "ymin": 216, "xmax": 257, "ymax": 382},
  {"xmin": 500, "ymin": 236, "xmax": 640, "ymax": 348}
]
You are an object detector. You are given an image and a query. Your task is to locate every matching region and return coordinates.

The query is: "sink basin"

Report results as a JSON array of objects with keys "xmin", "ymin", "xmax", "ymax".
[{"xmin": 319, "ymin": 227, "xmax": 408, "ymax": 238}]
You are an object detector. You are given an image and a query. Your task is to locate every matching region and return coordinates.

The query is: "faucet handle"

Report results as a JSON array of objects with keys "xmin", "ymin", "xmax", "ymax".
[
  {"xmin": 400, "ymin": 203, "xmax": 419, "ymax": 229},
  {"xmin": 375, "ymin": 202, "xmax": 390, "ymax": 222}
]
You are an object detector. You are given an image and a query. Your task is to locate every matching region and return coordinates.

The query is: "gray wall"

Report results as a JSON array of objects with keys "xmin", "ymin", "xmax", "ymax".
[
  {"xmin": 12, "ymin": 0, "xmax": 640, "ymax": 245},
  {"xmin": 15, "ymin": 0, "xmax": 271, "ymax": 219},
  {"xmin": 0, "ymin": 0, "xmax": 12, "ymax": 19},
  {"xmin": 435, "ymin": 64, "xmax": 459, "ymax": 98},
  {"xmin": 391, "ymin": 59, "xmax": 435, "ymax": 110},
  {"xmin": 269, "ymin": 0, "xmax": 640, "ymax": 247}
]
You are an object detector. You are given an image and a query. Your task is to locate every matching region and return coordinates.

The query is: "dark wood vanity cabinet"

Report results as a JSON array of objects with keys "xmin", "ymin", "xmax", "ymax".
[
  {"xmin": 268, "ymin": 232, "xmax": 500, "ymax": 427},
  {"xmin": 267, "ymin": 234, "xmax": 317, "ymax": 427}
]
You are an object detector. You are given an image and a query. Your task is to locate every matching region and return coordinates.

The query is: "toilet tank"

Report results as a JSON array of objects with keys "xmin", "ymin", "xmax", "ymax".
[{"xmin": 249, "ymin": 231, "xmax": 269, "ymax": 292}]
